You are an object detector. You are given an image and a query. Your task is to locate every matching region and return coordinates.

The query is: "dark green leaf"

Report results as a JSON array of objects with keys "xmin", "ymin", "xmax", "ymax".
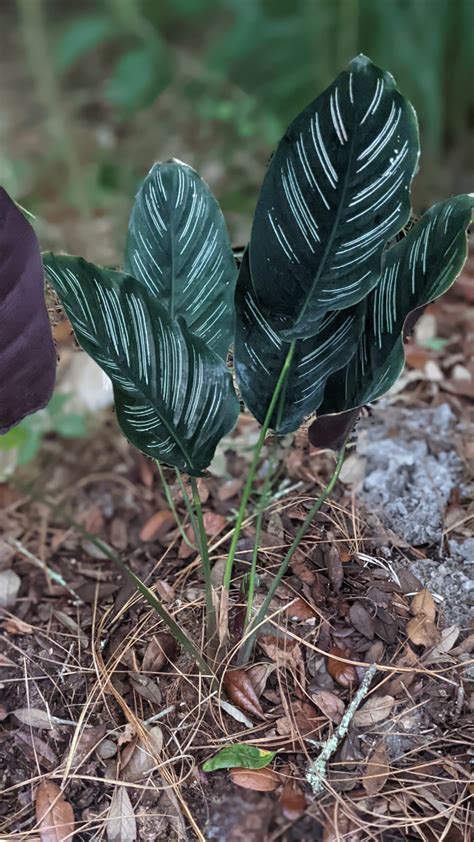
[
  {"xmin": 234, "ymin": 250, "xmax": 363, "ymax": 433},
  {"xmin": 319, "ymin": 194, "xmax": 473, "ymax": 414},
  {"xmin": 54, "ymin": 14, "xmax": 118, "ymax": 72},
  {"xmin": 125, "ymin": 161, "xmax": 236, "ymax": 359},
  {"xmin": 203, "ymin": 743, "xmax": 276, "ymax": 772},
  {"xmin": 248, "ymin": 54, "xmax": 419, "ymax": 339},
  {"xmin": 43, "ymin": 254, "xmax": 239, "ymax": 475},
  {"xmin": 106, "ymin": 45, "xmax": 171, "ymax": 114}
]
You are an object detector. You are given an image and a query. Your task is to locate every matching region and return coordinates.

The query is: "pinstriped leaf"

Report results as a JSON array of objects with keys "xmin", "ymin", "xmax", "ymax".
[
  {"xmin": 318, "ymin": 194, "xmax": 474, "ymax": 416},
  {"xmin": 249, "ymin": 54, "xmax": 419, "ymax": 339},
  {"xmin": 124, "ymin": 161, "xmax": 236, "ymax": 359},
  {"xmin": 234, "ymin": 250, "xmax": 364, "ymax": 433},
  {"xmin": 0, "ymin": 188, "xmax": 56, "ymax": 433},
  {"xmin": 43, "ymin": 254, "xmax": 239, "ymax": 475}
]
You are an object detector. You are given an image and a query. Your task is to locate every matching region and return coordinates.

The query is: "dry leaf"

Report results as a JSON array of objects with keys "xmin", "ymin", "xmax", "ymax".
[
  {"xmin": 353, "ymin": 694, "xmax": 395, "ymax": 727},
  {"xmin": 311, "ymin": 690, "xmax": 345, "ymax": 724},
  {"xmin": 53, "ymin": 610, "xmax": 88, "ymax": 648},
  {"xmin": 349, "ymin": 602, "xmax": 375, "ymax": 639},
  {"xmin": 259, "ymin": 636, "xmax": 306, "ymax": 686},
  {"xmin": 276, "ymin": 700, "xmax": 322, "ymax": 740},
  {"xmin": 14, "ymin": 708, "xmax": 61, "ymax": 730},
  {"xmin": 35, "ymin": 781, "xmax": 75, "ymax": 842},
  {"xmin": 120, "ymin": 725, "xmax": 163, "ymax": 782},
  {"xmin": 363, "ymin": 741, "xmax": 389, "ymax": 795},
  {"xmin": 230, "ymin": 767, "xmax": 280, "ymax": 792},
  {"xmin": 424, "ymin": 624, "xmax": 460, "ymax": 661},
  {"xmin": 142, "ymin": 633, "xmax": 176, "ymax": 672},
  {"xmin": 217, "ymin": 478, "xmax": 243, "ymax": 501},
  {"xmin": 327, "ymin": 647, "xmax": 357, "ymax": 688},
  {"xmin": 139, "ymin": 510, "xmax": 175, "ymax": 542},
  {"xmin": 406, "ymin": 615, "xmax": 440, "ymax": 647},
  {"xmin": 246, "ymin": 662, "xmax": 276, "ymax": 698},
  {"xmin": 68, "ymin": 724, "xmax": 107, "ymax": 767},
  {"xmin": 0, "ymin": 569, "xmax": 21, "ymax": 608},
  {"xmin": 326, "ymin": 546, "xmax": 343, "ymax": 591},
  {"xmin": 0, "ymin": 652, "xmax": 17, "ymax": 667},
  {"xmin": 203, "ymin": 511, "xmax": 227, "ymax": 537},
  {"xmin": 410, "ymin": 589, "xmax": 436, "ymax": 622},
  {"xmin": 106, "ymin": 786, "xmax": 137, "ymax": 842},
  {"xmin": 223, "ymin": 669, "xmax": 265, "ymax": 719},
  {"xmin": 279, "ymin": 781, "xmax": 307, "ymax": 820},
  {"xmin": 2, "ymin": 615, "xmax": 33, "ymax": 634},
  {"xmin": 15, "ymin": 731, "xmax": 58, "ymax": 770},
  {"xmin": 285, "ymin": 597, "xmax": 316, "ymax": 622}
]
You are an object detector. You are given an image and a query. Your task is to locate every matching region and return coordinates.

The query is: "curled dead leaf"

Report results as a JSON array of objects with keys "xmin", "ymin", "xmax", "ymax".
[
  {"xmin": 35, "ymin": 781, "xmax": 75, "ymax": 842},
  {"xmin": 230, "ymin": 767, "xmax": 280, "ymax": 792},
  {"xmin": 406, "ymin": 615, "xmax": 441, "ymax": 647},
  {"xmin": 2, "ymin": 615, "xmax": 33, "ymax": 634},
  {"xmin": 139, "ymin": 509, "xmax": 175, "ymax": 542},
  {"xmin": 223, "ymin": 669, "xmax": 265, "ymax": 719},
  {"xmin": 285, "ymin": 597, "xmax": 316, "ymax": 622},
  {"xmin": 353, "ymin": 694, "xmax": 395, "ymax": 728},
  {"xmin": 327, "ymin": 647, "xmax": 357, "ymax": 688},
  {"xmin": 326, "ymin": 545, "xmax": 343, "ymax": 592}
]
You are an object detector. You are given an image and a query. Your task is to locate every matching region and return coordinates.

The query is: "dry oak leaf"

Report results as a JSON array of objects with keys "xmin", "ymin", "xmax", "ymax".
[
  {"xmin": 353, "ymin": 694, "xmax": 395, "ymax": 728},
  {"xmin": 230, "ymin": 767, "xmax": 280, "ymax": 792},
  {"xmin": 223, "ymin": 669, "xmax": 265, "ymax": 719},
  {"xmin": 363, "ymin": 741, "xmax": 389, "ymax": 795},
  {"xmin": 106, "ymin": 786, "xmax": 137, "ymax": 842},
  {"xmin": 35, "ymin": 781, "xmax": 75, "ymax": 842},
  {"xmin": 2, "ymin": 615, "xmax": 33, "ymax": 634},
  {"xmin": 285, "ymin": 597, "xmax": 316, "ymax": 622},
  {"xmin": 410, "ymin": 588, "xmax": 436, "ymax": 621},
  {"xmin": 349, "ymin": 602, "xmax": 375, "ymax": 639},
  {"xmin": 203, "ymin": 511, "xmax": 227, "ymax": 536},
  {"xmin": 258, "ymin": 636, "xmax": 306, "ymax": 686},
  {"xmin": 311, "ymin": 689, "xmax": 345, "ymax": 724},
  {"xmin": 327, "ymin": 647, "xmax": 357, "ymax": 688},
  {"xmin": 406, "ymin": 615, "xmax": 440, "ymax": 647}
]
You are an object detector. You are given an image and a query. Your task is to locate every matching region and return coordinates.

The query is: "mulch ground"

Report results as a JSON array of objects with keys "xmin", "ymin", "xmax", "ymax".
[{"xmin": 0, "ymin": 259, "xmax": 473, "ymax": 841}]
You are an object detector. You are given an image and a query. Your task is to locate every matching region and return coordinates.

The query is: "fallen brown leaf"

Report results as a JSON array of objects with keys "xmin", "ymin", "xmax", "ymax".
[
  {"xmin": 203, "ymin": 511, "xmax": 227, "ymax": 537},
  {"xmin": 223, "ymin": 669, "xmax": 265, "ymax": 719},
  {"xmin": 14, "ymin": 708, "xmax": 61, "ymax": 730},
  {"xmin": 363, "ymin": 741, "xmax": 389, "ymax": 795},
  {"xmin": 230, "ymin": 767, "xmax": 280, "ymax": 792},
  {"xmin": 142, "ymin": 633, "xmax": 176, "ymax": 672},
  {"xmin": 285, "ymin": 597, "xmax": 316, "ymax": 622},
  {"xmin": 353, "ymin": 694, "xmax": 395, "ymax": 727},
  {"xmin": 311, "ymin": 689, "xmax": 345, "ymax": 724},
  {"xmin": 410, "ymin": 588, "xmax": 436, "ymax": 622},
  {"xmin": 279, "ymin": 781, "xmax": 307, "ymax": 820},
  {"xmin": 2, "ymin": 615, "xmax": 33, "ymax": 634},
  {"xmin": 259, "ymin": 636, "xmax": 306, "ymax": 686},
  {"xmin": 120, "ymin": 725, "xmax": 163, "ymax": 782},
  {"xmin": 106, "ymin": 786, "xmax": 137, "ymax": 841},
  {"xmin": 326, "ymin": 546, "xmax": 343, "ymax": 591},
  {"xmin": 217, "ymin": 477, "xmax": 244, "ymax": 501},
  {"xmin": 349, "ymin": 602, "xmax": 375, "ymax": 639},
  {"xmin": 246, "ymin": 662, "xmax": 276, "ymax": 698},
  {"xmin": 406, "ymin": 615, "xmax": 441, "ymax": 647},
  {"xmin": 15, "ymin": 731, "xmax": 57, "ymax": 770},
  {"xmin": 139, "ymin": 510, "xmax": 175, "ymax": 542},
  {"xmin": 327, "ymin": 647, "xmax": 357, "ymax": 688},
  {"xmin": 35, "ymin": 781, "xmax": 75, "ymax": 842}
]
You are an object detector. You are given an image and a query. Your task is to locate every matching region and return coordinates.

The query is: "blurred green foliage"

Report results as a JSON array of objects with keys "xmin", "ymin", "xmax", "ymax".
[
  {"xmin": 0, "ymin": 394, "xmax": 87, "ymax": 471},
  {"xmin": 53, "ymin": 0, "xmax": 474, "ymax": 152}
]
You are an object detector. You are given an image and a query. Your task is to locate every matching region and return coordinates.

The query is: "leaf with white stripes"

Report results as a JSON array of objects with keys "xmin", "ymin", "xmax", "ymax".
[
  {"xmin": 124, "ymin": 161, "xmax": 236, "ymax": 359},
  {"xmin": 249, "ymin": 54, "xmax": 419, "ymax": 339},
  {"xmin": 43, "ymin": 254, "xmax": 239, "ymax": 475},
  {"xmin": 318, "ymin": 194, "xmax": 473, "ymax": 415},
  {"xmin": 234, "ymin": 250, "xmax": 364, "ymax": 433}
]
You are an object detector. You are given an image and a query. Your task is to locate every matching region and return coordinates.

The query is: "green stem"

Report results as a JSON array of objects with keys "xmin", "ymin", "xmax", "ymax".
[
  {"xmin": 155, "ymin": 461, "xmax": 196, "ymax": 550},
  {"xmin": 223, "ymin": 341, "xmax": 296, "ymax": 591},
  {"xmin": 243, "ymin": 443, "xmax": 279, "ymax": 632},
  {"xmin": 189, "ymin": 476, "xmax": 216, "ymax": 647},
  {"xmin": 175, "ymin": 469, "xmax": 198, "ymax": 534},
  {"xmin": 240, "ymin": 443, "xmax": 346, "ymax": 664}
]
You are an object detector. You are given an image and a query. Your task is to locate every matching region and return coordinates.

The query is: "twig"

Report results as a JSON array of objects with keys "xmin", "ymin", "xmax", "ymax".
[
  {"xmin": 7, "ymin": 538, "xmax": 83, "ymax": 603},
  {"xmin": 306, "ymin": 662, "xmax": 377, "ymax": 794}
]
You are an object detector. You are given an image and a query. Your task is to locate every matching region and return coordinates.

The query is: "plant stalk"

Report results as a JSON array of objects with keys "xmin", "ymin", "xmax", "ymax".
[
  {"xmin": 155, "ymin": 460, "xmax": 196, "ymax": 550},
  {"xmin": 189, "ymin": 476, "xmax": 216, "ymax": 648},
  {"xmin": 222, "ymin": 340, "xmax": 296, "ymax": 591},
  {"xmin": 239, "ymin": 443, "xmax": 346, "ymax": 663}
]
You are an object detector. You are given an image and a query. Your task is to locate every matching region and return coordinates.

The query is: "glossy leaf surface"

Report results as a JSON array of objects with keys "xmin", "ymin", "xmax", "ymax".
[
  {"xmin": 249, "ymin": 54, "xmax": 419, "ymax": 338},
  {"xmin": 125, "ymin": 161, "xmax": 237, "ymax": 358},
  {"xmin": 0, "ymin": 188, "xmax": 56, "ymax": 433},
  {"xmin": 318, "ymin": 194, "xmax": 473, "ymax": 415},
  {"xmin": 234, "ymin": 250, "xmax": 363, "ymax": 432},
  {"xmin": 44, "ymin": 254, "xmax": 239, "ymax": 475}
]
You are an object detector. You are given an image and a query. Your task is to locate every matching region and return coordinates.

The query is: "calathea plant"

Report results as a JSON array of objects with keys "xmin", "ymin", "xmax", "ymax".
[{"xmin": 2, "ymin": 56, "xmax": 472, "ymax": 672}]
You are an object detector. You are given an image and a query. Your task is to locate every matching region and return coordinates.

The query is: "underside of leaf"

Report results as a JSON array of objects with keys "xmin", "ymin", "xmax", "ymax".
[{"xmin": 0, "ymin": 188, "xmax": 56, "ymax": 433}]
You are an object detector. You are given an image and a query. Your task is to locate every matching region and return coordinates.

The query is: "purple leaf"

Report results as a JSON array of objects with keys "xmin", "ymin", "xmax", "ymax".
[
  {"xmin": 0, "ymin": 188, "xmax": 56, "ymax": 433},
  {"xmin": 308, "ymin": 409, "xmax": 360, "ymax": 451}
]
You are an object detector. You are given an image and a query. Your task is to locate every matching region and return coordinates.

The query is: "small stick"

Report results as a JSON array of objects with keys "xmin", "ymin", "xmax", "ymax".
[{"xmin": 306, "ymin": 662, "xmax": 377, "ymax": 794}]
